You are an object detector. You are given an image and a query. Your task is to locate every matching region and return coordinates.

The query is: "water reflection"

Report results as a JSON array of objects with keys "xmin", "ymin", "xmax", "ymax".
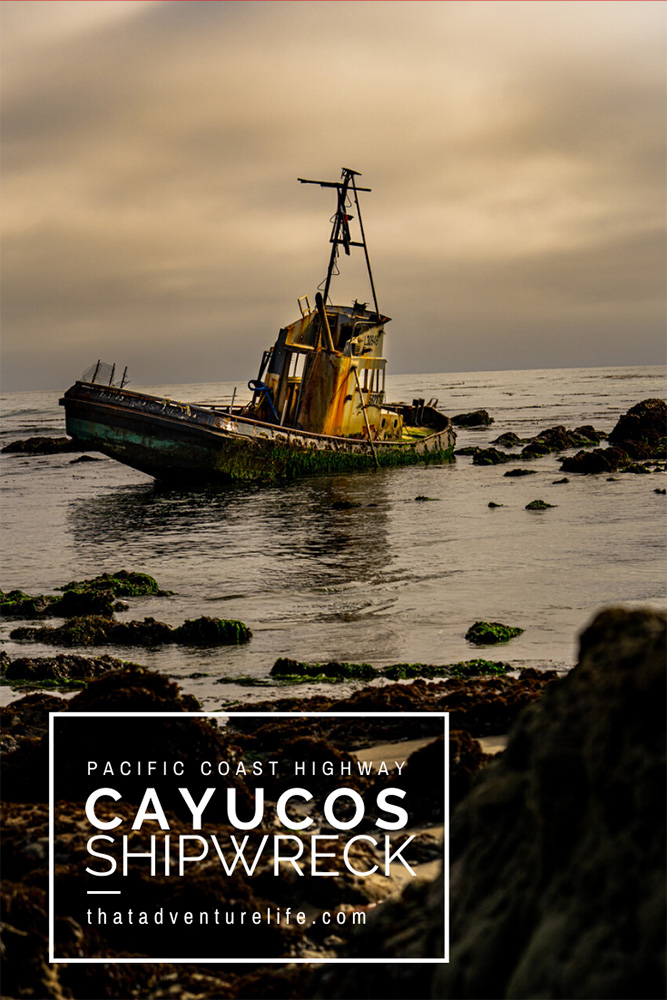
[{"xmin": 66, "ymin": 470, "xmax": 392, "ymax": 598}]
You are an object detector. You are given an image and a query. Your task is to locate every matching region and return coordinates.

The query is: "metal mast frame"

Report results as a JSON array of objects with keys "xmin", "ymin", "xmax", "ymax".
[{"xmin": 297, "ymin": 167, "xmax": 381, "ymax": 317}]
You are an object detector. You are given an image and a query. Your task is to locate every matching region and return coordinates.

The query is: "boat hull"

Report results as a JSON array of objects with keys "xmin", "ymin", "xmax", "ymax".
[{"xmin": 60, "ymin": 382, "xmax": 456, "ymax": 483}]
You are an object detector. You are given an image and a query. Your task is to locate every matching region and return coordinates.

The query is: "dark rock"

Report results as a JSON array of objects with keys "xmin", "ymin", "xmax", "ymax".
[
  {"xmin": 414, "ymin": 495, "xmax": 438, "ymax": 501},
  {"xmin": 434, "ymin": 607, "xmax": 666, "ymax": 1000},
  {"xmin": 0, "ymin": 589, "xmax": 54, "ymax": 617},
  {"xmin": 69, "ymin": 454, "xmax": 102, "ymax": 464},
  {"xmin": 1, "ymin": 436, "xmax": 91, "ymax": 455},
  {"xmin": 520, "ymin": 424, "xmax": 605, "ymax": 459},
  {"xmin": 525, "ymin": 499, "xmax": 556, "ymax": 509},
  {"xmin": 521, "ymin": 425, "xmax": 573, "ymax": 457},
  {"xmin": 465, "ymin": 621, "xmax": 524, "ymax": 644},
  {"xmin": 1, "ymin": 571, "xmax": 171, "ymax": 619},
  {"xmin": 0, "ymin": 693, "xmax": 66, "ymax": 753},
  {"xmin": 655, "ymin": 488, "xmax": 666, "ymax": 495},
  {"xmin": 487, "ymin": 501, "xmax": 504, "ymax": 507},
  {"xmin": 574, "ymin": 424, "xmax": 606, "ymax": 443},
  {"xmin": 472, "ymin": 448, "xmax": 512, "ymax": 466},
  {"xmin": 271, "ymin": 657, "xmax": 377, "ymax": 681},
  {"xmin": 1, "ymin": 652, "xmax": 133, "ymax": 685},
  {"xmin": 608, "ymin": 398, "xmax": 667, "ymax": 458},
  {"xmin": 172, "ymin": 615, "xmax": 252, "ymax": 645},
  {"xmin": 57, "ymin": 569, "xmax": 168, "ymax": 597},
  {"xmin": 561, "ymin": 446, "xmax": 630, "ymax": 474},
  {"xmin": 622, "ymin": 463, "xmax": 652, "ymax": 474},
  {"xmin": 383, "ymin": 659, "xmax": 511, "ymax": 680},
  {"xmin": 312, "ymin": 610, "xmax": 665, "ymax": 998},
  {"xmin": 552, "ymin": 477, "xmax": 569, "ymax": 484},
  {"xmin": 10, "ymin": 613, "xmax": 251, "ymax": 647},
  {"xmin": 561, "ymin": 400, "xmax": 666, "ymax": 474},
  {"xmin": 491, "ymin": 432, "xmax": 522, "ymax": 447},
  {"xmin": 452, "ymin": 409, "xmax": 494, "ymax": 427},
  {"xmin": 503, "ymin": 467, "xmax": 536, "ymax": 477},
  {"xmin": 454, "ymin": 446, "xmax": 480, "ymax": 456}
]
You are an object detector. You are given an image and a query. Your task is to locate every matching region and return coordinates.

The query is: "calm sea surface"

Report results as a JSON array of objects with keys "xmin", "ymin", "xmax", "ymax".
[{"xmin": 1, "ymin": 365, "xmax": 666, "ymax": 708}]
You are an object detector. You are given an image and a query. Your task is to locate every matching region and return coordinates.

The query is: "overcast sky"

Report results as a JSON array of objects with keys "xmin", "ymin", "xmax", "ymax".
[{"xmin": 1, "ymin": 0, "xmax": 665, "ymax": 392}]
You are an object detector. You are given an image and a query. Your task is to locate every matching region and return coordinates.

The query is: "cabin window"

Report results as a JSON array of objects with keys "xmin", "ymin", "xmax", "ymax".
[{"xmin": 288, "ymin": 352, "xmax": 306, "ymax": 380}]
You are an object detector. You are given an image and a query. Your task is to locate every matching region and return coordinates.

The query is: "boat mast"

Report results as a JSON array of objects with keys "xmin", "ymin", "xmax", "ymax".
[{"xmin": 297, "ymin": 167, "xmax": 380, "ymax": 317}]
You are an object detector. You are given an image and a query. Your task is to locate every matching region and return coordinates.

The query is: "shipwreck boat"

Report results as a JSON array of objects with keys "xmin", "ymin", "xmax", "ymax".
[{"xmin": 60, "ymin": 168, "xmax": 455, "ymax": 483}]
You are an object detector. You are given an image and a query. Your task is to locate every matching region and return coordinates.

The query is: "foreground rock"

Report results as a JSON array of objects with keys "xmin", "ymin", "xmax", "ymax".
[
  {"xmin": 0, "ymin": 652, "xmax": 135, "ymax": 687},
  {"xmin": 436, "ymin": 606, "xmax": 666, "ymax": 999},
  {"xmin": 315, "ymin": 607, "xmax": 666, "ymax": 999}
]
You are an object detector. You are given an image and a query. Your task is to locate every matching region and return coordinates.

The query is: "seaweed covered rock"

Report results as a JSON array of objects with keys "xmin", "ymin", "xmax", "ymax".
[
  {"xmin": 0, "ymin": 587, "xmax": 120, "ymax": 619},
  {"xmin": 0, "ymin": 652, "xmax": 134, "ymax": 685},
  {"xmin": 1, "ymin": 571, "xmax": 170, "ymax": 619},
  {"xmin": 57, "ymin": 569, "xmax": 169, "ymax": 598},
  {"xmin": 491, "ymin": 431, "xmax": 523, "ymax": 447},
  {"xmin": 560, "ymin": 444, "xmax": 630, "ymax": 474},
  {"xmin": 10, "ymin": 614, "xmax": 251, "ymax": 647},
  {"xmin": 0, "ymin": 590, "xmax": 54, "ymax": 617},
  {"xmin": 525, "ymin": 499, "xmax": 556, "ymax": 510},
  {"xmin": 608, "ymin": 398, "xmax": 666, "ymax": 458},
  {"xmin": 0, "ymin": 693, "xmax": 65, "ymax": 753},
  {"xmin": 383, "ymin": 659, "xmax": 510, "ymax": 680},
  {"xmin": 562, "ymin": 400, "xmax": 666, "ymax": 473},
  {"xmin": 435, "ymin": 606, "xmax": 666, "ymax": 1000},
  {"xmin": 271, "ymin": 657, "xmax": 376, "ymax": 681},
  {"xmin": 173, "ymin": 615, "xmax": 252, "ymax": 645},
  {"xmin": 465, "ymin": 621, "xmax": 524, "ymax": 644},
  {"xmin": 520, "ymin": 424, "xmax": 603, "ymax": 459},
  {"xmin": 472, "ymin": 448, "xmax": 512, "ymax": 466}
]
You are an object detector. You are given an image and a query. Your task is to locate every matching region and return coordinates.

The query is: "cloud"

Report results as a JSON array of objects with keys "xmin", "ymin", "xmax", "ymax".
[{"xmin": 1, "ymin": 0, "xmax": 664, "ymax": 390}]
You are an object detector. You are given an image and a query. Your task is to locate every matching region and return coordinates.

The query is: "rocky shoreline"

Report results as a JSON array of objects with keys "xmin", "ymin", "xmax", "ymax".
[{"xmin": 1, "ymin": 606, "xmax": 664, "ymax": 999}]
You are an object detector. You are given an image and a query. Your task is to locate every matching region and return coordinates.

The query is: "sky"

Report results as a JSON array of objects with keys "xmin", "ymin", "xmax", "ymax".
[{"xmin": 1, "ymin": 0, "xmax": 665, "ymax": 393}]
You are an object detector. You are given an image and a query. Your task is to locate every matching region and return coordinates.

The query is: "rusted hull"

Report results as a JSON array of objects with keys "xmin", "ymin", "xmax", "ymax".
[{"xmin": 60, "ymin": 382, "xmax": 455, "ymax": 483}]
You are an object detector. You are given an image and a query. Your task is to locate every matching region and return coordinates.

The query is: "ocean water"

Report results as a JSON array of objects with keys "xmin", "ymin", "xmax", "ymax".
[{"xmin": 1, "ymin": 365, "xmax": 665, "ymax": 708}]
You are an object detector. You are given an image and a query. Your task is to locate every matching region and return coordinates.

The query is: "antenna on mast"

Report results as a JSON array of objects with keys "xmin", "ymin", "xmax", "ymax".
[{"xmin": 297, "ymin": 168, "xmax": 380, "ymax": 317}]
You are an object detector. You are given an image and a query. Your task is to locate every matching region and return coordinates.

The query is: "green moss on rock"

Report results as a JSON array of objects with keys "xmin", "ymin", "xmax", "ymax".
[
  {"xmin": 271, "ymin": 658, "xmax": 376, "ymax": 680},
  {"xmin": 383, "ymin": 659, "xmax": 510, "ymax": 680},
  {"xmin": 525, "ymin": 500, "xmax": 557, "ymax": 510},
  {"xmin": 57, "ymin": 570, "xmax": 169, "ymax": 597},
  {"xmin": 11, "ymin": 614, "xmax": 252, "ymax": 648},
  {"xmin": 173, "ymin": 616, "xmax": 252, "ymax": 645},
  {"xmin": 466, "ymin": 621, "xmax": 524, "ymax": 645}
]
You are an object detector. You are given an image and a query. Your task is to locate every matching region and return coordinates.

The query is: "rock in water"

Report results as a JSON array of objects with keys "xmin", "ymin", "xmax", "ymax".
[
  {"xmin": 608, "ymin": 398, "xmax": 666, "ymax": 458},
  {"xmin": 435, "ymin": 606, "xmax": 666, "ymax": 1000},
  {"xmin": 465, "ymin": 621, "xmax": 524, "ymax": 644},
  {"xmin": 452, "ymin": 409, "xmax": 494, "ymax": 427}
]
